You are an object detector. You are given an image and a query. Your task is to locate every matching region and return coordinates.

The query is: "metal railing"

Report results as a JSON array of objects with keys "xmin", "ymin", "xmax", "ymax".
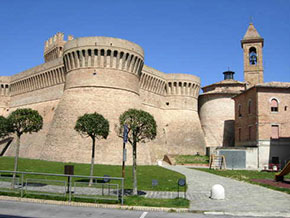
[{"xmin": 0, "ymin": 170, "xmax": 124, "ymax": 204}]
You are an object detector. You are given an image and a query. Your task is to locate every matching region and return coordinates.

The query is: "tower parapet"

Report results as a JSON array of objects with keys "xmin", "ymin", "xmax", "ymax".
[
  {"xmin": 44, "ymin": 33, "xmax": 73, "ymax": 63},
  {"xmin": 165, "ymin": 74, "xmax": 200, "ymax": 111},
  {"xmin": 63, "ymin": 37, "xmax": 144, "ymax": 93}
]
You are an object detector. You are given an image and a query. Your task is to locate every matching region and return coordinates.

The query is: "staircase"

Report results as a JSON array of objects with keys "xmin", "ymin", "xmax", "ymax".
[{"xmin": 210, "ymin": 154, "xmax": 226, "ymax": 170}]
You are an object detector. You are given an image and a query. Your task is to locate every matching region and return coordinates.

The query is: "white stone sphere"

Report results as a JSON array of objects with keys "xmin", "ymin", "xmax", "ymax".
[{"xmin": 210, "ymin": 184, "xmax": 225, "ymax": 200}]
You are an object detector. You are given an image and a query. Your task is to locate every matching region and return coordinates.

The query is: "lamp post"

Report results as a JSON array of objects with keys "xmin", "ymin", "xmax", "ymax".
[{"xmin": 122, "ymin": 124, "xmax": 128, "ymax": 178}]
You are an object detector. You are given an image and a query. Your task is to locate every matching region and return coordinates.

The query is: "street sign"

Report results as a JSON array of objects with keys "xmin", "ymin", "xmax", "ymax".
[
  {"xmin": 123, "ymin": 148, "xmax": 127, "ymax": 162},
  {"xmin": 123, "ymin": 124, "xmax": 128, "ymax": 143}
]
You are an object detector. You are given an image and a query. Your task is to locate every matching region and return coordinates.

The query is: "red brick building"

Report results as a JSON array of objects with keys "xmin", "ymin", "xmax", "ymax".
[{"xmin": 233, "ymin": 82, "xmax": 290, "ymax": 168}]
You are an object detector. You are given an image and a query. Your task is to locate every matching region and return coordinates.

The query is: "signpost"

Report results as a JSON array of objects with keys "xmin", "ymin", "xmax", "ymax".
[
  {"xmin": 122, "ymin": 125, "xmax": 128, "ymax": 178},
  {"xmin": 64, "ymin": 165, "xmax": 74, "ymax": 193}
]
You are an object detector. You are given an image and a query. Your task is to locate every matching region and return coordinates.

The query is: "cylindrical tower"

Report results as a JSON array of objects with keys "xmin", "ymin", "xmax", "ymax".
[
  {"xmin": 162, "ymin": 74, "xmax": 206, "ymax": 155},
  {"xmin": 199, "ymin": 71, "xmax": 246, "ymax": 149},
  {"xmin": 42, "ymin": 37, "xmax": 146, "ymax": 164}
]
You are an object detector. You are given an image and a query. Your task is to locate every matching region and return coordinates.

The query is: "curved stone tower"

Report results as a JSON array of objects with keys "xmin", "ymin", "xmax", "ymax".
[
  {"xmin": 42, "ymin": 37, "xmax": 145, "ymax": 164},
  {"xmin": 162, "ymin": 74, "xmax": 205, "ymax": 155},
  {"xmin": 199, "ymin": 71, "xmax": 246, "ymax": 149}
]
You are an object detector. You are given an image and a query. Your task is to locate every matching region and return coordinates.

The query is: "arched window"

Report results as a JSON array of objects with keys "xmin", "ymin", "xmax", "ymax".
[
  {"xmin": 248, "ymin": 99, "xmax": 252, "ymax": 114},
  {"xmin": 271, "ymin": 99, "xmax": 278, "ymax": 112},
  {"xmin": 249, "ymin": 47, "xmax": 257, "ymax": 65},
  {"xmin": 238, "ymin": 104, "xmax": 242, "ymax": 117}
]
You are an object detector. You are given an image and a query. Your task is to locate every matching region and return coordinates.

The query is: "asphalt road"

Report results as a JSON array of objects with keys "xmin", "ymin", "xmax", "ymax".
[{"xmin": 0, "ymin": 200, "xmax": 271, "ymax": 218}]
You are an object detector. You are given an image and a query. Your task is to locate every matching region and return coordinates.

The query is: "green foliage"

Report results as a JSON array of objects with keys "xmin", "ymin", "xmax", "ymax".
[
  {"xmin": 175, "ymin": 155, "xmax": 209, "ymax": 164},
  {"xmin": 0, "ymin": 116, "xmax": 10, "ymax": 138},
  {"xmin": 7, "ymin": 108, "xmax": 43, "ymax": 137},
  {"xmin": 119, "ymin": 109, "xmax": 157, "ymax": 144},
  {"xmin": 0, "ymin": 157, "xmax": 186, "ymax": 191},
  {"xmin": 74, "ymin": 113, "xmax": 109, "ymax": 139}
]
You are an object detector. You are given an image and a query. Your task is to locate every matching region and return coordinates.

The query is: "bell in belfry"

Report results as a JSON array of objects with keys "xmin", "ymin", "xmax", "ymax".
[{"xmin": 249, "ymin": 51, "xmax": 257, "ymax": 65}]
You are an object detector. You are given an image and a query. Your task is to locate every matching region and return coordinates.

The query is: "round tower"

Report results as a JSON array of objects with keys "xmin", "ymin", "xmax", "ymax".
[
  {"xmin": 199, "ymin": 71, "xmax": 246, "ymax": 151},
  {"xmin": 162, "ymin": 73, "xmax": 206, "ymax": 155},
  {"xmin": 42, "ymin": 37, "xmax": 146, "ymax": 164}
]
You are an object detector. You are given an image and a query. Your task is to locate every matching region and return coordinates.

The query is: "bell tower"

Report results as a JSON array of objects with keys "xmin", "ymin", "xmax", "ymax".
[{"xmin": 241, "ymin": 23, "xmax": 264, "ymax": 86}]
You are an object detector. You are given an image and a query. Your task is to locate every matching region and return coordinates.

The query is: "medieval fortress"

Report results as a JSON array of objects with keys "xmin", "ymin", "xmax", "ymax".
[
  {"xmin": 0, "ymin": 33, "xmax": 205, "ymax": 165},
  {"xmin": 2, "ymin": 23, "xmax": 286, "ymax": 167}
]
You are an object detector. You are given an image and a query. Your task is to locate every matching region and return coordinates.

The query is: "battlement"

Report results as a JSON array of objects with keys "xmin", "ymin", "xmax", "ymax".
[
  {"xmin": 44, "ymin": 33, "xmax": 74, "ymax": 63},
  {"xmin": 63, "ymin": 37, "xmax": 144, "ymax": 75}
]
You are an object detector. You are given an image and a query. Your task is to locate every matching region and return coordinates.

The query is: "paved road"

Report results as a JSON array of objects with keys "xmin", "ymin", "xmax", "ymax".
[
  {"xmin": 163, "ymin": 166, "xmax": 290, "ymax": 217},
  {"xmin": 0, "ymin": 200, "xmax": 265, "ymax": 218}
]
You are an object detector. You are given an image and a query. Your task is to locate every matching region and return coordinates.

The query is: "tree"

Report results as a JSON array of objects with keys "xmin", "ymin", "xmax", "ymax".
[
  {"xmin": 0, "ymin": 116, "xmax": 10, "ymax": 138},
  {"xmin": 7, "ymin": 108, "xmax": 43, "ymax": 184},
  {"xmin": 118, "ymin": 109, "xmax": 157, "ymax": 195},
  {"xmin": 74, "ymin": 113, "xmax": 109, "ymax": 185}
]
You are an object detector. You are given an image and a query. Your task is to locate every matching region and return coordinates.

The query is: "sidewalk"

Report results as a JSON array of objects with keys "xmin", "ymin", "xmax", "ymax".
[
  {"xmin": 1, "ymin": 167, "xmax": 290, "ymax": 217},
  {"xmin": 162, "ymin": 165, "xmax": 290, "ymax": 217}
]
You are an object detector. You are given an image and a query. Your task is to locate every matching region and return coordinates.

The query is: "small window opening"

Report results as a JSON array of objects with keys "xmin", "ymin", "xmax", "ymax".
[
  {"xmin": 166, "ymin": 102, "xmax": 169, "ymax": 106},
  {"xmin": 285, "ymin": 106, "xmax": 288, "ymax": 111},
  {"xmin": 271, "ymin": 125, "xmax": 279, "ymax": 139},
  {"xmin": 238, "ymin": 104, "xmax": 242, "ymax": 117},
  {"xmin": 248, "ymin": 100, "xmax": 252, "ymax": 114},
  {"xmin": 249, "ymin": 47, "xmax": 257, "ymax": 65},
  {"xmin": 271, "ymin": 99, "xmax": 278, "ymax": 112},
  {"xmin": 248, "ymin": 126, "xmax": 252, "ymax": 140},
  {"xmin": 238, "ymin": 128, "xmax": 241, "ymax": 142},
  {"xmin": 93, "ymin": 72, "xmax": 97, "ymax": 75}
]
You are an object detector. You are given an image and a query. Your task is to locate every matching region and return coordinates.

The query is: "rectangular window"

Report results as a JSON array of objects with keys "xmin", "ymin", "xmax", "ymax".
[
  {"xmin": 271, "ymin": 125, "xmax": 279, "ymax": 139},
  {"xmin": 238, "ymin": 104, "xmax": 242, "ymax": 117}
]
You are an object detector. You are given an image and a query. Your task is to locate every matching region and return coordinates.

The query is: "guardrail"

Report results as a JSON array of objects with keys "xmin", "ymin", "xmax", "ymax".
[{"xmin": 0, "ymin": 170, "xmax": 124, "ymax": 204}]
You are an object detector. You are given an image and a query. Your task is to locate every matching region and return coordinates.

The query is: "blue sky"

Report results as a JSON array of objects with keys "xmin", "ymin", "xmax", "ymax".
[{"xmin": 0, "ymin": 0, "xmax": 289, "ymax": 87}]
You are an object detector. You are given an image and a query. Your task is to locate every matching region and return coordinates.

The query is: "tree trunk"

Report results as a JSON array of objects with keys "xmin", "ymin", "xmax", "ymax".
[
  {"xmin": 89, "ymin": 137, "xmax": 96, "ymax": 186},
  {"xmin": 12, "ymin": 134, "xmax": 20, "ymax": 188},
  {"xmin": 132, "ymin": 140, "xmax": 137, "ymax": 195}
]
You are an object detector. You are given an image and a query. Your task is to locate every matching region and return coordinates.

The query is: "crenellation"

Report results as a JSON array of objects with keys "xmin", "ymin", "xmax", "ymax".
[
  {"xmin": 44, "ymin": 32, "xmax": 66, "ymax": 63},
  {"xmin": 2, "ymin": 34, "xmax": 206, "ymax": 165}
]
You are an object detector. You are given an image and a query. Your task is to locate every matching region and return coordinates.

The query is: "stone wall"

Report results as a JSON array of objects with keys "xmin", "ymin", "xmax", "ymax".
[
  {"xmin": 2, "ymin": 35, "xmax": 206, "ymax": 165},
  {"xmin": 199, "ymin": 94, "xmax": 235, "ymax": 147}
]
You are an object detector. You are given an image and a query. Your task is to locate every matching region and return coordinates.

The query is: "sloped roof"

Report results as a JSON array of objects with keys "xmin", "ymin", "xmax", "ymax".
[
  {"xmin": 256, "ymin": 81, "xmax": 290, "ymax": 88},
  {"xmin": 242, "ymin": 23, "xmax": 263, "ymax": 40},
  {"xmin": 241, "ymin": 23, "xmax": 264, "ymax": 47},
  {"xmin": 232, "ymin": 82, "xmax": 290, "ymax": 99},
  {"xmin": 202, "ymin": 79, "xmax": 246, "ymax": 89}
]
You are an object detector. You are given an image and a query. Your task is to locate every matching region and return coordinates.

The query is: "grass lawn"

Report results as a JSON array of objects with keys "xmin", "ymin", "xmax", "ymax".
[
  {"xmin": 175, "ymin": 155, "xmax": 209, "ymax": 164},
  {"xmin": 194, "ymin": 168, "xmax": 290, "ymax": 194},
  {"xmin": 0, "ymin": 157, "xmax": 185, "ymax": 192}
]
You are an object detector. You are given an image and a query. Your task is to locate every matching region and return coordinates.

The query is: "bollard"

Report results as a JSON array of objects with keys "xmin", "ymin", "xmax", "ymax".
[{"xmin": 210, "ymin": 184, "xmax": 225, "ymax": 200}]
